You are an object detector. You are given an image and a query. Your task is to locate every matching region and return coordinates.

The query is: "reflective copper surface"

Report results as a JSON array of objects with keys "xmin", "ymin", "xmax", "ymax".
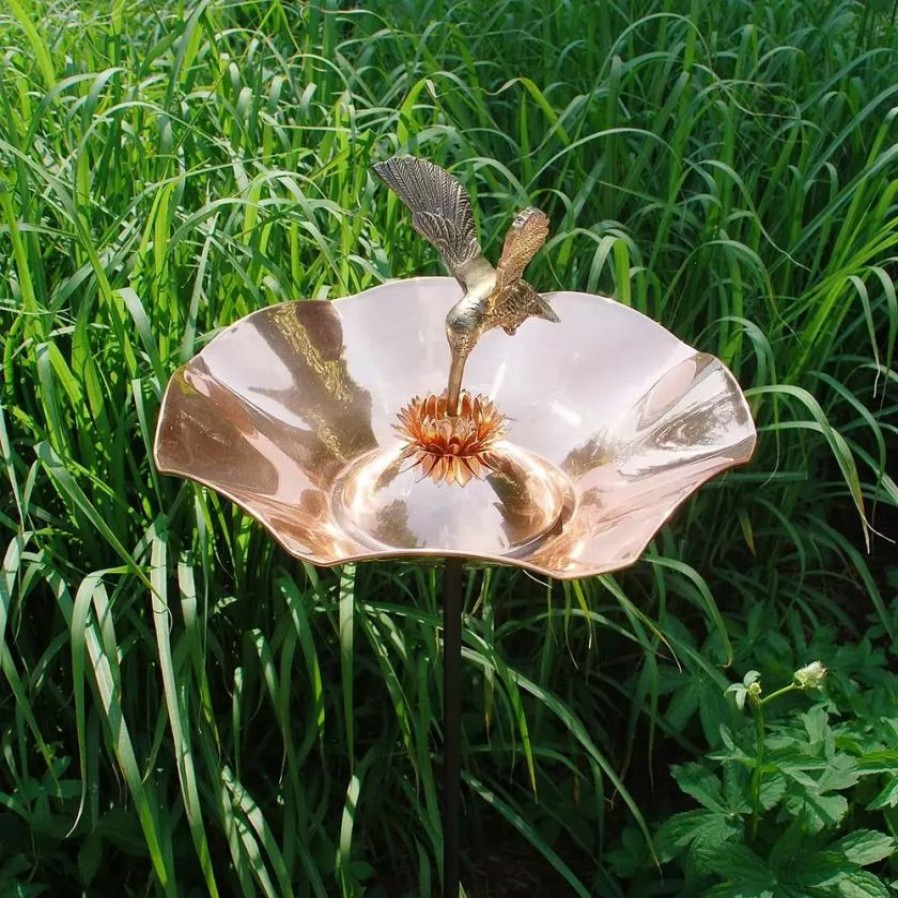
[{"xmin": 154, "ymin": 276, "xmax": 756, "ymax": 579}]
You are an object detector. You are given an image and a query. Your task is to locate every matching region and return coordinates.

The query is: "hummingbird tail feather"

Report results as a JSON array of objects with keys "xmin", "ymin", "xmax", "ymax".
[{"xmin": 536, "ymin": 295, "xmax": 560, "ymax": 322}]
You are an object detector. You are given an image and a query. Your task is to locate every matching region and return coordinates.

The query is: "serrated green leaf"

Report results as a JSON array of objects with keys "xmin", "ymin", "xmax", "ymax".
[
  {"xmin": 791, "ymin": 853, "xmax": 851, "ymax": 889},
  {"xmin": 783, "ymin": 788, "xmax": 849, "ymax": 833},
  {"xmin": 723, "ymin": 763, "xmax": 754, "ymax": 814},
  {"xmin": 832, "ymin": 830, "xmax": 895, "ymax": 866},
  {"xmin": 867, "ymin": 776, "xmax": 898, "ymax": 811},
  {"xmin": 858, "ymin": 750, "xmax": 898, "ymax": 774},
  {"xmin": 704, "ymin": 886, "xmax": 777, "ymax": 898},
  {"xmin": 696, "ymin": 842, "xmax": 772, "ymax": 889},
  {"xmin": 801, "ymin": 706, "xmax": 831, "ymax": 745},
  {"xmin": 837, "ymin": 870, "xmax": 891, "ymax": 898},
  {"xmin": 818, "ymin": 754, "xmax": 861, "ymax": 793},
  {"xmin": 760, "ymin": 772, "xmax": 788, "ymax": 810},
  {"xmin": 655, "ymin": 809, "xmax": 741, "ymax": 863},
  {"xmin": 672, "ymin": 762, "xmax": 727, "ymax": 811}
]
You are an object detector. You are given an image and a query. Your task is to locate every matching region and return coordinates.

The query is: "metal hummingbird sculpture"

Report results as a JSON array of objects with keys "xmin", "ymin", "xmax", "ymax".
[{"xmin": 373, "ymin": 155, "xmax": 559, "ymax": 414}]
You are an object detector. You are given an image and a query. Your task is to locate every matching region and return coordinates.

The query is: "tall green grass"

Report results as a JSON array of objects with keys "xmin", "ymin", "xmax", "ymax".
[{"xmin": 1, "ymin": 0, "xmax": 896, "ymax": 895}]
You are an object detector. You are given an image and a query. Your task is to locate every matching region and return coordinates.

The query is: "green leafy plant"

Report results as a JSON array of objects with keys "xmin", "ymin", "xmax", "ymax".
[{"xmin": 642, "ymin": 663, "xmax": 898, "ymax": 897}]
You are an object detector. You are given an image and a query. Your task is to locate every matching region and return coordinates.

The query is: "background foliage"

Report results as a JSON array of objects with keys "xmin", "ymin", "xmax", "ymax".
[{"xmin": 1, "ymin": 0, "xmax": 897, "ymax": 895}]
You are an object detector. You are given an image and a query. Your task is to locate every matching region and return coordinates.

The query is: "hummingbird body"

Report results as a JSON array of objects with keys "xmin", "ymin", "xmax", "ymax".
[{"xmin": 373, "ymin": 156, "xmax": 559, "ymax": 412}]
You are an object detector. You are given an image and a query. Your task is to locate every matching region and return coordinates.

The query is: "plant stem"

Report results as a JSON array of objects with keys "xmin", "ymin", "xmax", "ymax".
[
  {"xmin": 751, "ymin": 683, "xmax": 800, "ymax": 837},
  {"xmin": 760, "ymin": 684, "xmax": 798, "ymax": 707},
  {"xmin": 750, "ymin": 697, "xmax": 765, "ymax": 840}
]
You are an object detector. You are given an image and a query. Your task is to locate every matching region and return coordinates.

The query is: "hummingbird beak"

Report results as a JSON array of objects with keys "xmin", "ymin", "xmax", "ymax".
[{"xmin": 445, "ymin": 305, "xmax": 480, "ymax": 415}]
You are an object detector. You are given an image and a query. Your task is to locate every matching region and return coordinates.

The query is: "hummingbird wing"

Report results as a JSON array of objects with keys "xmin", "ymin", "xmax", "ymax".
[
  {"xmin": 489, "ymin": 207, "xmax": 559, "ymax": 326},
  {"xmin": 373, "ymin": 155, "xmax": 493, "ymax": 290},
  {"xmin": 493, "ymin": 207, "xmax": 549, "ymax": 294},
  {"xmin": 487, "ymin": 206, "xmax": 559, "ymax": 322}
]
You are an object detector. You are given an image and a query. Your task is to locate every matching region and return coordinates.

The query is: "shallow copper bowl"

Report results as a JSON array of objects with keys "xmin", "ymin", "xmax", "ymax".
[{"xmin": 154, "ymin": 276, "xmax": 756, "ymax": 579}]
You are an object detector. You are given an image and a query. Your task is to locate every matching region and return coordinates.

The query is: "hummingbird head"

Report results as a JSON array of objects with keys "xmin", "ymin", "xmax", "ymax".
[{"xmin": 445, "ymin": 303, "xmax": 482, "ymax": 358}]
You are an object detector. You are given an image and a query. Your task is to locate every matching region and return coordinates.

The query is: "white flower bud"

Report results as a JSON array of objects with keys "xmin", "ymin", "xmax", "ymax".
[{"xmin": 793, "ymin": 661, "xmax": 826, "ymax": 690}]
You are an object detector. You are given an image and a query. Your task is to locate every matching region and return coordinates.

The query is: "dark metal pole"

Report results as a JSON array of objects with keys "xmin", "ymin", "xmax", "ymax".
[{"xmin": 442, "ymin": 557, "xmax": 464, "ymax": 898}]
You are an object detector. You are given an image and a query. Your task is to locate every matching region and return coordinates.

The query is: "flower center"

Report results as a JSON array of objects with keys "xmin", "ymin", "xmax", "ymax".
[{"xmin": 394, "ymin": 391, "xmax": 508, "ymax": 485}]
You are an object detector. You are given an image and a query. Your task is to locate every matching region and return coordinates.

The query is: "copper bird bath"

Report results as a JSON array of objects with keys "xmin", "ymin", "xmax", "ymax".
[{"xmin": 154, "ymin": 156, "xmax": 756, "ymax": 897}]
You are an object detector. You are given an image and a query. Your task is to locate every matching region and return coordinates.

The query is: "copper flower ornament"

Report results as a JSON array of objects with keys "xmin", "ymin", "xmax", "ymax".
[{"xmin": 395, "ymin": 392, "xmax": 507, "ymax": 486}]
